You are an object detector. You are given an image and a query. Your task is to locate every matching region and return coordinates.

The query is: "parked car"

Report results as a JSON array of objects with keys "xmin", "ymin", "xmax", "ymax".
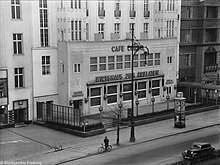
[{"xmin": 182, "ymin": 142, "xmax": 216, "ymax": 160}]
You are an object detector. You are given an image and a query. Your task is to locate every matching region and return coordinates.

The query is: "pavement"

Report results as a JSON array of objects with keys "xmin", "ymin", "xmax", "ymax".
[{"xmin": 0, "ymin": 102, "xmax": 220, "ymax": 165}]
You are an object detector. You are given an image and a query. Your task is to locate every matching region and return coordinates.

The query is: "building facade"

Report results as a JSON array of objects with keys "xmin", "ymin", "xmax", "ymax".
[
  {"xmin": 179, "ymin": 0, "xmax": 220, "ymax": 84},
  {"xmin": 0, "ymin": 0, "xmax": 181, "ymax": 124}
]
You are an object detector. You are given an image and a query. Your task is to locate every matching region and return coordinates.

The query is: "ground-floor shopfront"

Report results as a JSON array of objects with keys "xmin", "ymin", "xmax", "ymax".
[{"xmin": 58, "ymin": 38, "xmax": 179, "ymax": 116}]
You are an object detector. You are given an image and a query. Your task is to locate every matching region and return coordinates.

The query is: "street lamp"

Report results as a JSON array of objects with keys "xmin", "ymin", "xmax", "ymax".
[
  {"xmin": 81, "ymin": 120, "xmax": 88, "ymax": 133},
  {"xmin": 151, "ymin": 97, "xmax": 155, "ymax": 113},
  {"xmin": 166, "ymin": 94, "xmax": 170, "ymax": 110},
  {"xmin": 135, "ymin": 99, "xmax": 139, "ymax": 117},
  {"xmin": 127, "ymin": 27, "xmax": 149, "ymax": 142}
]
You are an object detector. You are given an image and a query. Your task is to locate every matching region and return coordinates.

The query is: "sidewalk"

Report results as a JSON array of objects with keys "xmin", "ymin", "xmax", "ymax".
[{"xmin": 14, "ymin": 108, "xmax": 220, "ymax": 165}]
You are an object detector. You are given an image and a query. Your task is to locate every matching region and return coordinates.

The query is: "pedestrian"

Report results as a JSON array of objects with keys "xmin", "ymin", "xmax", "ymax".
[{"xmin": 104, "ymin": 136, "xmax": 109, "ymax": 151}]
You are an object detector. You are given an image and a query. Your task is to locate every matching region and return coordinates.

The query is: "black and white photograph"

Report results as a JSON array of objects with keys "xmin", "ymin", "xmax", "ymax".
[{"xmin": 0, "ymin": 0, "xmax": 220, "ymax": 164}]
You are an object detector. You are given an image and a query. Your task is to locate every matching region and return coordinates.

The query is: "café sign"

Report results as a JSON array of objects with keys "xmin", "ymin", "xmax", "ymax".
[{"xmin": 95, "ymin": 70, "xmax": 159, "ymax": 82}]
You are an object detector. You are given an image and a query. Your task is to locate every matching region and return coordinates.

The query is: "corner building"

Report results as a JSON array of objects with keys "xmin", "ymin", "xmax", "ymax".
[{"xmin": 57, "ymin": 0, "xmax": 181, "ymax": 115}]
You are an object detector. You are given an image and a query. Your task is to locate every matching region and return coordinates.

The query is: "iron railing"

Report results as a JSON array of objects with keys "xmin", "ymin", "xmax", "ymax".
[{"xmin": 36, "ymin": 102, "xmax": 81, "ymax": 126}]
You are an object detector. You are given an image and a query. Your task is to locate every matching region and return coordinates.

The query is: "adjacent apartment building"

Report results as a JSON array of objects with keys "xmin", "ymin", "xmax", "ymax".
[{"xmin": 0, "ymin": 0, "xmax": 181, "ymax": 125}]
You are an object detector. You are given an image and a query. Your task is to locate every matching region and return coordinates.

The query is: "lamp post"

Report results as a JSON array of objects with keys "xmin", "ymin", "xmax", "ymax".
[
  {"xmin": 215, "ymin": 90, "xmax": 218, "ymax": 105},
  {"xmin": 135, "ymin": 99, "xmax": 139, "ymax": 117},
  {"xmin": 151, "ymin": 97, "xmax": 155, "ymax": 113},
  {"xmin": 194, "ymin": 89, "xmax": 197, "ymax": 103},
  {"xmin": 117, "ymin": 102, "xmax": 123, "ymax": 145},
  {"xmin": 81, "ymin": 120, "xmax": 88, "ymax": 133},
  {"xmin": 206, "ymin": 89, "xmax": 209, "ymax": 104},
  {"xmin": 127, "ymin": 27, "xmax": 149, "ymax": 142}
]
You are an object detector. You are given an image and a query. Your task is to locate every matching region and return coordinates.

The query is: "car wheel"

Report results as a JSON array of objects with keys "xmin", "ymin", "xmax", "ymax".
[{"xmin": 193, "ymin": 153, "xmax": 199, "ymax": 160}]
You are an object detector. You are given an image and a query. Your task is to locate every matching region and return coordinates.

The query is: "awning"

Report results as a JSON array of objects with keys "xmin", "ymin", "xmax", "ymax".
[{"xmin": 178, "ymin": 82, "xmax": 220, "ymax": 90}]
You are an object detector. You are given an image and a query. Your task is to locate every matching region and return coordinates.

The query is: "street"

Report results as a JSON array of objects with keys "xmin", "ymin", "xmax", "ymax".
[{"xmin": 61, "ymin": 126, "xmax": 220, "ymax": 165}]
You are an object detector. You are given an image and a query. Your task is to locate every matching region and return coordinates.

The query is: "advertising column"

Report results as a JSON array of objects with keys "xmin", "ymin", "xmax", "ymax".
[{"xmin": 174, "ymin": 92, "xmax": 186, "ymax": 128}]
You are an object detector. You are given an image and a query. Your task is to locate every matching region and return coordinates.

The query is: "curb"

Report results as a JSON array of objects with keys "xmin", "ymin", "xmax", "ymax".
[{"xmin": 54, "ymin": 123, "xmax": 219, "ymax": 165}]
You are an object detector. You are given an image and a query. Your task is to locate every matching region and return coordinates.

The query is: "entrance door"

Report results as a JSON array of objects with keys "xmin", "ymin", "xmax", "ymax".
[
  {"xmin": 73, "ymin": 100, "xmax": 83, "ymax": 110},
  {"xmin": 14, "ymin": 108, "xmax": 26, "ymax": 123}
]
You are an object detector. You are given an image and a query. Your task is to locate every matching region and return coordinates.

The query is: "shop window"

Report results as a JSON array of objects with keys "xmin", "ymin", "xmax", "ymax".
[
  {"xmin": 90, "ymin": 57, "xmax": 98, "ymax": 72},
  {"xmin": 138, "ymin": 81, "xmax": 146, "ymax": 99},
  {"xmin": 152, "ymin": 79, "xmax": 160, "ymax": 96},
  {"xmin": 155, "ymin": 53, "xmax": 160, "ymax": 65},
  {"xmin": 140, "ymin": 53, "xmax": 146, "ymax": 67},
  {"xmin": 108, "ymin": 56, "xmax": 115, "ymax": 70},
  {"xmin": 123, "ymin": 83, "xmax": 132, "ymax": 101},
  {"xmin": 107, "ymin": 85, "xmax": 117, "ymax": 104},
  {"xmin": 116, "ymin": 55, "xmax": 123, "ymax": 69},
  {"xmin": 90, "ymin": 87, "xmax": 101, "ymax": 106},
  {"xmin": 133, "ymin": 54, "xmax": 138, "ymax": 68},
  {"xmin": 147, "ymin": 53, "xmax": 153, "ymax": 66},
  {"xmin": 99, "ymin": 57, "xmax": 106, "ymax": 71},
  {"xmin": 124, "ymin": 55, "xmax": 131, "ymax": 68}
]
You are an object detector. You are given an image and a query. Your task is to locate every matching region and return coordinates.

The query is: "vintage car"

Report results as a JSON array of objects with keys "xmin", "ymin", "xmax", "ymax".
[{"xmin": 182, "ymin": 142, "xmax": 216, "ymax": 160}]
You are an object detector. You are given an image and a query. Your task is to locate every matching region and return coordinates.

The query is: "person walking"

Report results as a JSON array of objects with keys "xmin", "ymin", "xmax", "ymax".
[{"xmin": 104, "ymin": 136, "xmax": 109, "ymax": 151}]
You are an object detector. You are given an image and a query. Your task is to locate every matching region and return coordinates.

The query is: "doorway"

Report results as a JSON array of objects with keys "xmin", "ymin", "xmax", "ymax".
[{"xmin": 13, "ymin": 100, "xmax": 28, "ymax": 124}]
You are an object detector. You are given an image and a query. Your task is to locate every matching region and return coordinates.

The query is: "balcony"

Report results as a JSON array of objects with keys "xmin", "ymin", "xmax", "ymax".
[
  {"xmin": 98, "ymin": 10, "xmax": 105, "ymax": 18},
  {"xmin": 111, "ymin": 33, "xmax": 120, "ymax": 40},
  {"xmin": 114, "ymin": 10, "xmax": 121, "ymax": 18},
  {"xmin": 129, "ymin": 10, "xmax": 136, "ymax": 18},
  {"xmin": 94, "ymin": 33, "xmax": 103, "ymax": 41},
  {"xmin": 140, "ymin": 32, "xmax": 148, "ymax": 39},
  {"xmin": 144, "ymin": 11, "xmax": 150, "ymax": 18},
  {"xmin": 204, "ymin": 64, "xmax": 218, "ymax": 73}
]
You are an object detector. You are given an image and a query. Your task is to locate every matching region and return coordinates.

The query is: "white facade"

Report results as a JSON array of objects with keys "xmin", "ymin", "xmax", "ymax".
[{"xmin": 0, "ymin": 0, "xmax": 181, "ymax": 123}]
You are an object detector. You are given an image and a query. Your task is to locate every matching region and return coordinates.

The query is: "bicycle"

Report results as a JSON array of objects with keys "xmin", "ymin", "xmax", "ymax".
[{"xmin": 98, "ymin": 143, "xmax": 112, "ymax": 154}]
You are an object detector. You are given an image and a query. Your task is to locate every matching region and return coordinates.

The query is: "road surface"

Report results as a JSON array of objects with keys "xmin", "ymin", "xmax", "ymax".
[{"xmin": 61, "ymin": 126, "xmax": 220, "ymax": 165}]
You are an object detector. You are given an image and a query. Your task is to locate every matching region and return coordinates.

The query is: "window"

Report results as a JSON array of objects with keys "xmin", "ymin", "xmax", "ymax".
[
  {"xmin": 143, "ymin": 23, "xmax": 148, "ymax": 34},
  {"xmin": 129, "ymin": 23, "xmax": 135, "ymax": 32},
  {"xmin": 147, "ymin": 53, "xmax": 153, "ymax": 66},
  {"xmin": 99, "ymin": 57, "xmax": 106, "ymax": 71},
  {"xmin": 144, "ymin": 0, "xmax": 149, "ymax": 11},
  {"xmin": 116, "ymin": 55, "xmax": 123, "ymax": 69},
  {"xmin": 73, "ymin": 63, "xmax": 80, "ymax": 73},
  {"xmin": 11, "ymin": 0, "xmax": 21, "ymax": 19},
  {"xmin": 90, "ymin": 57, "xmax": 98, "ymax": 72},
  {"xmin": 158, "ymin": 29, "xmax": 161, "ymax": 38},
  {"xmin": 39, "ymin": 0, "xmax": 49, "ymax": 47},
  {"xmin": 123, "ymin": 83, "xmax": 132, "ymax": 101},
  {"xmin": 140, "ymin": 53, "xmax": 146, "ymax": 67},
  {"xmin": 42, "ymin": 56, "xmax": 50, "ymax": 75},
  {"xmin": 14, "ymin": 68, "xmax": 24, "ymax": 88},
  {"xmin": 13, "ymin": 34, "xmax": 23, "ymax": 54},
  {"xmin": 185, "ymin": 55, "xmax": 191, "ymax": 67},
  {"xmin": 90, "ymin": 87, "xmax": 101, "ymax": 106},
  {"xmin": 172, "ymin": 20, "xmax": 174, "ymax": 37},
  {"xmin": 167, "ymin": 56, "xmax": 172, "ymax": 63},
  {"xmin": 158, "ymin": 2, "xmax": 162, "ymax": 11},
  {"xmin": 108, "ymin": 56, "xmax": 115, "ymax": 70},
  {"xmin": 75, "ymin": 21, "xmax": 78, "ymax": 40},
  {"xmin": 138, "ymin": 81, "xmax": 146, "ymax": 99},
  {"xmin": 107, "ymin": 85, "xmax": 117, "ymax": 104},
  {"xmin": 133, "ymin": 54, "xmax": 138, "ymax": 68},
  {"xmin": 167, "ymin": 0, "xmax": 169, "ymax": 11},
  {"xmin": 167, "ymin": 87, "xmax": 171, "ymax": 94},
  {"xmin": 71, "ymin": 0, "xmax": 81, "ymax": 9},
  {"xmin": 125, "ymin": 55, "xmax": 131, "ymax": 68},
  {"xmin": 98, "ymin": 0, "xmax": 104, "ymax": 10},
  {"xmin": 115, "ymin": 0, "xmax": 120, "ymax": 10},
  {"xmin": 130, "ymin": 0, "xmax": 135, "ymax": 11},
  {"xmin": 186, "ymin": 6, "xmax": 193, "ymax": 18},
  {"xmin": 0, "ymin": 80, "xmax": 7, "ymax": 98},
  {"xmin": 114, "ymin": 23, "xmax": 120, "ymax": 34},
  {"xmin": 98, "ymin": 23, "xmax": 104, "ymax": 39},
  {"xmin": 152, "ymin": 80, "xmax": 160, "ymax": 96},
  {"xmin": 155, "ymin": 53, "xmax": 160, "ymax": 65},
  {"xmin": 86, "ymin": 23, "xmax": 89, "ymax": 40}
]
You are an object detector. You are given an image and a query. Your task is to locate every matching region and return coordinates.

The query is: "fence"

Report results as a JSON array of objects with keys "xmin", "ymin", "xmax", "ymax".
[{"xmin": 36, "ymin": 102, "xmax": 81, "ymax": 126}]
